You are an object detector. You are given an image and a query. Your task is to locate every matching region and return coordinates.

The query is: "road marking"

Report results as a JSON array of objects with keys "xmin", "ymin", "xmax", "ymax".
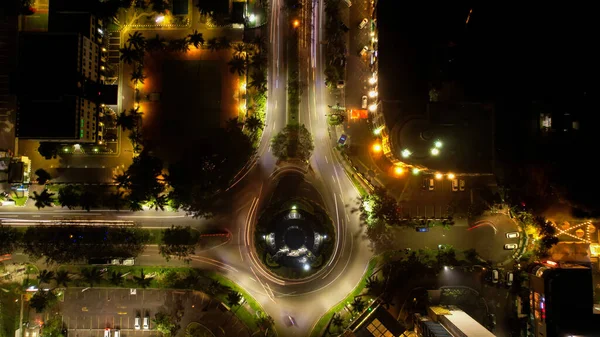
[
  {"xmin": 333, "ymin": 166, "xmax": 344, "ymax": 201},
  {"xmin": 328, "ymin": 194, "xmax": 341, "ymax": 267},
  {"xmin": 238, "ymin": 227, "xmax": 244, "ymax": 262},
  {"xmin": 324, "ymin": 155, "xmax": 328, "ymax": 163},
  {"xmin": 32, "ymin": 215, "xmax": 40, "ymax": 218}
]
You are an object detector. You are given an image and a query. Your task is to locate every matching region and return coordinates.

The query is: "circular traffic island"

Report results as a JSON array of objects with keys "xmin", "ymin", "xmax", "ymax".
[{"xmin": 254, "ymin": 198, "xmax": 335, "ymax": 279}]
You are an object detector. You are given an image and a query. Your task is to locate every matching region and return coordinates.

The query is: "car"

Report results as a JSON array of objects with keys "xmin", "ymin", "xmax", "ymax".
[
  {"xmin": 104, "ymin": 329, "xmax": 111, "ymax": 337},
  {"xmin": 422, "ymin": 178, "xmax": 428, "ymax": 190},
  {"xmin": 491, "ymin": 269, "xmax": 499, "ymax": 283},
  {"xmin": 288, "ymin": 316, "xmax": 296, "ymax": 326},
  {"xmin": 113, "ymin": 330, "xmax": 120, "ymax": 337},
  {"xmin": 451, "ymin": 179, "xmax": 458, "ymax": 192},
  {"xmin": 360, "ymin": 45, "xmax": 368, "ymax": 56},
  {"xmin": 359, "ymin": 18, "xmax": 369, "ymax": 29},
  {"xmin": 143, "ymin": 315, "xmax": 149, "ymax": 330},
  {"xmin": 134, "ymin": 316, "xmax": 141, "ymax": 330},
  {"xmin": 428, "ymin": 178, "xmax": 435, "ymax": 191},
  {"xmin": 504, "ymin": 243, "xmax": 518, "ymax": 250},
  {"xmin": 337, "ymin": 80, "xmax": 345, "ymax": 88},
  {"xmin": 506, "ymin": 272, "xmax": 514, "ymax": 286},
  {"xmin": 506, "ymin": 232, "xmax": 520, "ymax": 239},
  {"xmin": 459, "ymin": 179, "xmax": 465, "ymax": 191},
  {"xmin": 416, "ymin": 227, "xmax": 429, "ymax": 232},
  {"xmin": 361, "ymin": 95, "xmax": 368, "ymax": 109}
]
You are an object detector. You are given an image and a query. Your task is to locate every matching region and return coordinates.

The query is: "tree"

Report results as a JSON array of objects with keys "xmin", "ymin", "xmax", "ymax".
[
  {"xmin": 188, "ymin": 30, "xmax": 204, "ymax": 48},
  {"xmin": 109, "ymin": 271, "xmax": 124, "ymax": 286},
  {"xmin": 0, "ymin": 225, "xmax": 21, "ymax": 255},
  {"xmin": 182, "ymin": 270, "xmax": 202, "ymax": 289},
  {"xmin": 270, "ymin": 124, "xmax": 314, "ymax": 161},
  {"xmin": 31, "ymin": 189, "xmax": 55, "ymax": 209},
  {"xmin": 133, "ymin": 269, "xmax": 152, "ymax": 288},
  {"xmin": 217, "ymin": 36, "xmax": 231, "ymax": 49},
  {"xmin": 134, "ymin": 0, "xmax": 148, "ymax": 9},
  {"xmin": 127, "ymin": 31, "xmax": 146, "ymax": 50},
  {"xmin": 81, "ymin": 267, "xmax": 103, "ymax": 287},
  {"xmin": 206, "ymin": 37, "xmax": 219, "ymax": 52},
  {"xmin": 228, "ymin": 55, "xmax": 246, "ymax": 76},
  {"xmin": 365, "ymin": 276, "xmax": 382, "ymax": 295},
  {"xmin": 120, "ymin": 44, "xmax": 142, "ymax": 65},
  {"xmin": 116, "ymin": 109, "xmax": 137, "ymax": 130},
  {"xmin": 332, "ymin": 313, "xmax": 344, "ymax": 329},
  {"xmin": 152, "ymin": 312, "xmax": 177, "ymax": 336},
  {"xmin": 159, "ymin": 226, "xmax": 199, "ymax": 262},
  {"xmin": 255, "ymin": 312, "xmax": 275, "ymax": 333},
  {"xmin": 206, "ymin": 279, "xmax": 223, "ymax": 295},
  {"xmin": 168, "ymin": 38, "xmax": 190, "ymax": 52},
  {"xmin": 249, "ymin": 69, "xmax": 267, "ymax": 93},
  {"xmin": 29, "ymin": 291, "xmax": 57, "ymax": 313},
  {"xmin": 252, "ymin": 35, "xmax": 267, "ymax": 54},
  {"xmin": 41, "ymin": 315, "xmax": 65, "ymax": 337},
  {"xmin": 147, "ymin": 194, "xmax": 167, "ymax": 211},
  {"xmin": 54, "ymin": 270, "xmax": 71, "ymax": 288},
  {"xmin": 244, "ymin": 115, "xmax": 264, "ymax": 135},
  {"xmin": 38, "ymin": 142, "xmax": 60, "ymax": 159},
  {"xmin": 58, "ymin": 185, "xmax": 80, "ymax": 209},
  {"xmin": 79, "ymin": 189, "xmax": 98, "ymax": 212},
  {"xmin": 232, "ymin": 43, "xmax": 246, "ymax": 57},
  {"xmin": 129, "ymin": 199, "xmax": 144, "ymax": 212},
  {"xmin": 226, "ymin": 290, "xmax": 243, "ymax": 308},
  {"xmin": 119, "ymin": 151, "xmax": 165, "ymax": 203},
  {"xmin": 146, "ymin": 34, "xmax": 166, "ymax": 53},
  {"xmin": 108, "ymin": 191, "xmax": 127, "ymax": 211},
  {"xmin": 250, "ymin": 51, "xmax": 267, "ymax": 71},
  {"xmin": 38, "ymin": 269, "xmax": 55, "ymax": 286},
  {"xmin": 130, "ymin": 66, "xmax": 146, "ymax": 85},
  {"xmin": 150, "ymin": 0, "xmax": 169, "ymax": 13},
  {"xmin": 351, "ymin": 297, "xmax": 366, "ymax": 314},
  {"xmin": 35, "ymin": 168, "xmax": 52, "ymax": 184}
]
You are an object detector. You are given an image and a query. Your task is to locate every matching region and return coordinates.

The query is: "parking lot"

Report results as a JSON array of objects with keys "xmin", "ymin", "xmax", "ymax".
[{"xmin": 57, "ymin": 288, "xmax": 247, "ymax": 337}]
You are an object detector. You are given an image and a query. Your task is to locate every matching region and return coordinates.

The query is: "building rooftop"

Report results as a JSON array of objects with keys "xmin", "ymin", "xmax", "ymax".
[
  {"xmin": 16, "ymin": 96, "xmax": 79, "ymax": 139},
  {"xmin": 349, "ymin": 305, "xmax": 404, "ymax": 337},
  {"xmin": 441, "ymin": 310, "xmax": 494, "ymax": 337},
  {"xmin": 49, "ymin": 11, "xmax": 93, "ymax": 38}
]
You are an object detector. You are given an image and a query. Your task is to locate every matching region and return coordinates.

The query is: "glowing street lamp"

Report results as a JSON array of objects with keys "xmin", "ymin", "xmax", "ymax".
[
  {"xmin": 292, "ymin": 205, "xmax": 297, "ymax": 210},
  {"xmin": 293, "ymin": 20, "xmax": 300, "ymax": 28},
  {"xmin": 303, "ymin": 264, "xmax": 310, "ymax": 271},
  {"xmin": 372, "ymin": 143, "xmax": 382, "ymax": 153},
  {"xmin": 240, "ymin": 82, "xmax": 246, "ymax": 91},
  {"xmin": 412, "ymin": 168, "xmax": 420, "ymax": 175},
  {"xmin": 435, "ymin": 140, "xmax": 443, "ymax": 148},
  {"xmin": 155, "ymin": 15, "xmax": 165, "ymax": 23},
  {"xmin": 368, "ymin": 90, "xmax": 378, "ymax": 98},
  {"xmin": 368, "ymin": 104, "xmax": 377, "ymax": 112},
  {"xmin": 373, "ymin": 126, "xmax": 384, "ymax": 135},
  {"xmin": 431, "ymin": 148, "xmax": 440, "ymax": 156},
  {"xmin": 368, "ymin": 76, "xmax": 377, "ymax": 85},
  {"xmin": 401, "ymin": 149, "xmax": 411, "ymax": 158},
  {"xmin": 435, "ymin": 173, "xmax": 443, "ymax": 180},
  {"xmin": 447, "ymin": 173, "xmax": 455, "ymax": 180},
  {"xmin": 394, "ymin": 166, "xmax": 404, "ymax": 176},
  {"xmin": 249, "ymin": 14, "xmax": 256, "ymax": 23}
]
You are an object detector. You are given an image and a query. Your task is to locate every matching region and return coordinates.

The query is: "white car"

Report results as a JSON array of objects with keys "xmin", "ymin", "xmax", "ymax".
[
  {"xmin": 104, "ymin": 329, "xmax": 111, "ymax": 337},
  {"xmin": 504, "ymin": 243, "xmax": 518, "ymax": 250},
  {"xmin": 451, "ymin": 179, "xmax": 458, "ymax": 192},
  {"xmin": 143, "ymin": 316, "xmax": 149, "ymax": 330},
  {"xmin": 134, "ymin": 316, "xmax": 141, "ymax": 330},
  {"xmin": 360, "ymin": 45, "xmax": 368, "ymax": 56},
  {"xmin": 459, "ymin": 179, "xmax": 465, "ymax": 191},
  {"xmin": 506, "ymin": 232, "xmax": 520, "ymax": 239},
  {"xmin": 506, "ymin": 272, "xmax": 514, "ymax": 286},
  {"xmin": 492, "ymin": 270, "xmax": 499, "ymax": 283},
  {"xmin": 361, "ymin": 95, "xmax": 368, "ymax": 109},
  {"xmin": 359, "ymin": 18, "xmax": 368, "ymax": 29}
]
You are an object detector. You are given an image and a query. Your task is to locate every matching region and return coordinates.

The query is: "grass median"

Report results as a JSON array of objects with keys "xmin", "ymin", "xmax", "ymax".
[{"xmin": 309, "ymin": 258, "xmax": 378, "ymax": 337}]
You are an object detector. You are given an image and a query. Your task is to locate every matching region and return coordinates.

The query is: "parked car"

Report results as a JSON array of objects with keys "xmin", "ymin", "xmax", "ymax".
[
  {"xmin": 428, "ymin": 178, "xmax": 435, "ymax": 191},
  {"xmin": 113, "ymin": 330, "xmax": 120, "ymax": 337},
  {"xmin": 134, "ymin": 315, "xmax": 141, "ymax": 330},
  {"xmin": 361, "ymin": 95, "xmax": 368, "ymax": 109},
  {"xmin": 143, "ymin": 314, "xmax": 149, "ymax": 330},
  {"xmin": 104, "ymin": 329, "xmax": 111, "ymax": 337},
  {"xmin": 359, "ymin": 18, "xmax": 369, "ymax": 29},
  {"xmin": 422, "ymin": 178, "xmax": 428, "ymax": 190},
  {"xmin": 451, "ymin": 179, "xmax": 458, "ymax": 192},
  {"xmin": 506, "ymin": 272, "xmax": 514, "ymax": 286},
  {"xmin": 416, "ymin": 227, "xmax": 429, "ymax": 232},
  {"xmin": 506, "ymin": 232, "xmax": 520, "ymax": 239},
  {"xmin": 492, "ymin": 269, "xmax": 499, "ymax": 283},
  {"xmin": 360, "ymin": 45, "xmax": 368, "ymax": 56},
  {"xmin": 459, "ymin": 179, "xmax": 465, "ymax": 191},
  {"xmin": 504, "ymin": 243, "xmax": 518, "ymax": 250}
]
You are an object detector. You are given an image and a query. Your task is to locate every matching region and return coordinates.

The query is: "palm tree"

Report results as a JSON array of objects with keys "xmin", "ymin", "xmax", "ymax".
[
  {"xmin": 226, "ymin": 291, "xmax": 243, "ymax": 308},
  {"xmin": 116, "ymin": 110, "xmax": 136, "ymax": 130},
  {"xmin": 228, "ymin": 55, "xmax": 246, "ymax": 76},
  {"xmin": 54, "ymin": 270, "xmax": 71, "ymax": 288},
  {"xmin": 81, "ymin": 267, "xmax": 103, "ymax": 287},
  {"xmin": 232, "ymin": 43, "xmax": 246, "ymax": 57},
  {"xmin": 79, "ymin": 190, "xmax": 98, "ymax": 212},
  {"xmin": 127, "ymin": 31, "xmax": 146, "ymax": 50},
  {"xmin": 188, "ymin": 30, "xmax": 204, "ymax": 48},
  {"xmin": 114, "ymin": 174, "xmax": 130, "ymax": 188},
  {"xmin": 31, "ymin": 189, "xmax": 55, "ymax": 209},
  {"xmin": 133, "ymin": 269, "xmax": 152, "ymax": 288},
  {"xmin": 130, "ymin": 66, "xmax": 146, "ymax": 85},
  {"xmin": 206, "ymin": 279, "xmax": 222, "ymax": 295},
  {"xmin": 206, "ymin": 38, "xmax": 219, "ymax": 52},
  {"xmin": 250, "ymin": 52, "xmax": 268, "ymax": 71},
  {"xmin": 224, "ymin": 117, "xmax": 242, "ymax": 131},
  {"xmin": 249, "ymin": 70, "xmax": 267, "ymax": 93},
  {"xmin": 183, "ymin": 271, "xmax": 201, "ymax": 289},
  {"xmin": 217, "ymin": 36, "xmax": 231, "ymax": 50},
  {"xmin": 365, "ymin": 276, "xmax": 382, "ymax": 295},
  {"xmin": 129, "ymin": 198, "xmax": 144, "ymax": 212},
  {"xmin": 119, "ymin": 44, "xmax": 141, "ymax": 65},
  {"xmin": 108, "ymin": 191, "xmax": 127, "ymax": 211},
  {"xmin": 332, "ymin": 313, "xmax": 344, "ymax": 329},
  {"xmin": 146, "ymin": 34, "xmax": 166, "ymax": 53},
  {"xmin": 58, "ymin": 185, "xmax": 80, "ymax": 210},
  {"xmin": 147, "ymin": 194, "xmax": 167, "ymax": 211},
  {"xmin": 244, "ymin": 115, "xmax": 264, "ymax": 134},
  {"xmin": 252, "ymin": 35, "xmax": 266, "ymax": 53},
  {"xmin": 351, "ymin": 297, "xmax": 365, "ymax": 314},
  {"xmin": 38, "ymin": 269, "xmax": 55, "ymax": 285},
  {"xmin": 109, "ymin": 271, "xmax": 124, "ymax": 286}
]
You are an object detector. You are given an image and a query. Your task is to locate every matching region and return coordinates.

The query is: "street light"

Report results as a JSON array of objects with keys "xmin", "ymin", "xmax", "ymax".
[
  {"xmin": 401, "ymin": 149, "xmax": 411, "ymax": 158},
  {"xmin": 435, "ymin": 140, "xmax": 443, "ymax": 148},
  {"xmin": 447, "ymin": 173, "xmax": 455, "ymax": 180},
  {"xmin": 293, "ymin": 20, "xmax": 300, "ymax": 28},
  {"xmin": 368, "ymin": 104, "xmax": 377, "ymax": 112},
  {"xmin": 431, "ymin": 148, "xmax": 440, "ymax": 156},
  {"xmin": 303, "ymin": 264, "xmax": 310, "ymax": 271},
  {"xmin": 412, "ymin": 168, "xmax": 420, "ymax": 175},
  {"xmin": 240, "ymin": 82, "xmax": 246, "ymax": 91},
  {"xmin": 373, "ymin": 126, "xmax": 384, "ymax": 135},
  {"xmin": 372, "ymin": 143, "xmax": 382, "ymax": 153},
  {"xmin": 435, "ymin": 173, "xmax": 443, "ymax": 180},
  {"xmin": 368, "ymin": 90, "xmax": 378, "ymax": 98},
  {"xmin": 394, "ymin": 166, "xmax": 404, "ymax": 176},
  {"xmin": 368, "ymin": 76, "xmax": 377, "ymax": 85},
  {"xmin": 249, "ymin": 14, "xmax": 256, "ymax": 23},
  {"xmin": 155, "ymin": 15, "xmax": 165, "ymax": 23}
]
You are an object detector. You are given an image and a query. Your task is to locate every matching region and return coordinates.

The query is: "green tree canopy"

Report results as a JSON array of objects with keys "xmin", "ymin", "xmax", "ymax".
[
  {"xmin": 0, "ymin": 225, "xmax": 22, "ymax": 255},
  {"xmin": 158, "ymin": 226, "xmax": 199, "ymax": 262},
  {"xmin": 58, "ymin": 185, "xmax": 80, "ymax": 210},
  {"xmin": 37, "ymin": 142, "xmax": 60, "ymax": 159},
  {"xmin": 31, "ymin": 189, "xmax": 55, "ymax": 209},
  {"xmin": 152, "ymin": 312, "xmax": 178, "ymax": 336},
  {"xmin": 35, "ymin": 168, "xmax": 52, "ymax": 184},
  {"xmin": 270, "ymin": 124, "xmax": 314, "ymax": 161}
]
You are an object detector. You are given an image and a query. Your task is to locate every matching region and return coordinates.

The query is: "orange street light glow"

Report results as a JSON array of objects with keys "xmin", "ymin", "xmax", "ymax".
[
  {"xmin": 372, "ymin": 143, "xmax": 382, "ymax": 153},
  {"xmin": 394, "ymin": 166, "xmax": 404, "ymax": 175},
  {"xmin": 435, "ymin": 173, "xmax": 443, "ymax": 180},
  {"xmin": 447, "ymin": 173, "xmax": 455, "ymax": 180},
  {"xmin": 293, "ymin": 20, "xmax": 300, "ymax": 28}
]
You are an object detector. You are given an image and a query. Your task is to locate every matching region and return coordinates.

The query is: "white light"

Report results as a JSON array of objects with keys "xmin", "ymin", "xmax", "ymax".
[
  {"xmin": 292, "ymin": 205, "xmax": 297, "ymax": 210},
  {"xmin": 303, "ymin": 264, "xmax": 310, "ymax": 271},
  {"xmin": 262, "ymin": 235, "xmax": 266, "ymax": 239},
  {"xmin": 368, "ymin": 76, "xmax": 377, "ymax": 85},
  {"xmin": 249, "ymin": 14, "xmax": 256, "ymax": 22},
  {"xmin": 401, "ymin": 149, "xmax": 411, "ymax": 158},
  {"xmin": 155, "ymin": 16, "xmax": 165, "ymax": 23},
  {"xmin": 368, "ymin": 104, "xmax": 377, "ymax": 112},
  {"xmin": 323, "ymin": 235, "xmax": 327, "ymax": 239},
  {"xmin": 444, "ymin": 266, "xmax": 448, "ymax": 270},
  {"xmin": 435, "ymin": 140, "xmax": 443, "ymax": 148},
  {"xmin": 368, "ymin": 90, "xmax": 378, "ymax": 98},
  {"xmin": 431, "ymin": 148, "xmax": 440, "ymax": 156},
  {"xmin": 97, "ymin": 28, "xmax": 103, "ymax": 34}
]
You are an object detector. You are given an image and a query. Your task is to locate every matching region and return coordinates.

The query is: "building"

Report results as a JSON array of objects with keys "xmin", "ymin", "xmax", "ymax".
[
  {"xmin": 415, "ymin": 306, "xmax": 494, "ymax": 337},
  {"xmin": 16, "ymin": 32, "xmax": 99, "ymax": 143},
  {"xmin": 343, "ymin": 303, "xmax": 405, "ymax": 337},
  {"xmin": 528, "ymin": 261, "xmax": 600, "ymax": 337}
]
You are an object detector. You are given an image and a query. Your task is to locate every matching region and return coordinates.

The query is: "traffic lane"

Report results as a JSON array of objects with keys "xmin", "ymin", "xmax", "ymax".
[
  {"xmin": 481, "ymin": 280, "xmax": 513, "ymax": 336},
  {"xmin": 346, "ymin": 0, "xmax": 374, "ymax": 109}
]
